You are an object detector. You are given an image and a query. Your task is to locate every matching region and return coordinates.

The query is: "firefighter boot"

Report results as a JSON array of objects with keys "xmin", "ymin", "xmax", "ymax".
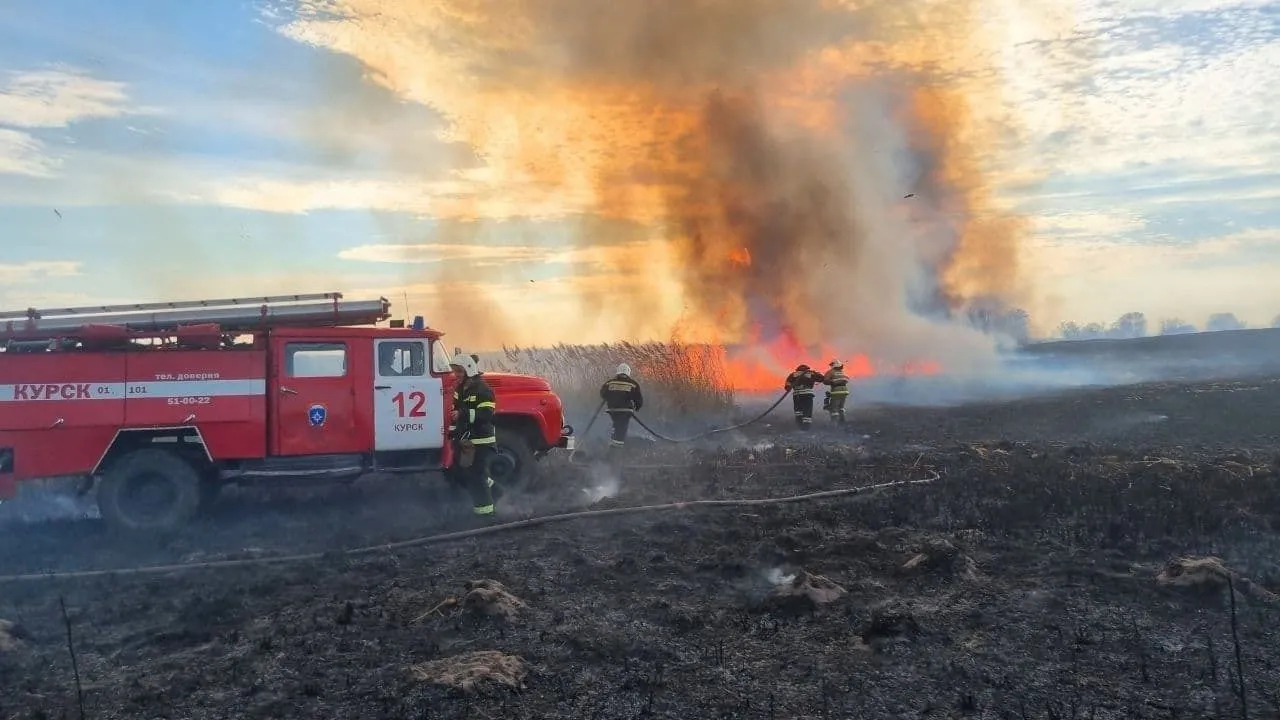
[
  {"xmin": 605, "ymin": 441, "xmax": 624, "ymax": 467},
  {"xmin": 465, "ymin": 445, "xmax": 497, "ymax": 525},
  {"xmin": 793, "ymin": 395, "xmax": 814, "ymax": 430},
  {"xmin": 832, "ymin": 394, "xmax": 848, "ymax": 423}
]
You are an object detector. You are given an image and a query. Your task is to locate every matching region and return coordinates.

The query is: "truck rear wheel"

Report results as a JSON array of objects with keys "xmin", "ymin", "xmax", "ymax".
[
  {"xmin": 97, "ymin": 449, "xmax": 202, "ymax": 534},
  {"xmin": 489, "ymin": 431, "xmax": 537, "ymax": 497}
]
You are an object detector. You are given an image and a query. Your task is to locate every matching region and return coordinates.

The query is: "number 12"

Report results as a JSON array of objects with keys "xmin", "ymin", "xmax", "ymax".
[{"xmin": 393, "ymin": 391, "xmax": 427, "ymax": 417}]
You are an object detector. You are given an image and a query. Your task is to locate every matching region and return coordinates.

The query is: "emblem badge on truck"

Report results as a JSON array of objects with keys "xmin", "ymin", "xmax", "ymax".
[{"xmin": 308, "ymin": 404, "xmax": 327, "ymax": 427}]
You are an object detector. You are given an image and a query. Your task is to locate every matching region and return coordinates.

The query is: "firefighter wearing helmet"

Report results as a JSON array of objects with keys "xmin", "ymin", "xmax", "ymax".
[
  {"xmin": 822, "ymin": 359, "xmax": 850, "ymax": 423},
  {"xmin": 784, "ymin": 363, "xmax": 825, "ymax": 430},
  {"xmin": 599, "ymin": 362, "xmax": 644, "ymax": 453},
  {"xmin": 448, "ymin": 352, "xmax": 498, "ymax": 520}
]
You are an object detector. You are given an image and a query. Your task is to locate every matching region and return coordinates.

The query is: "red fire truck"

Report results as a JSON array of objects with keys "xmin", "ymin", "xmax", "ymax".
[{"xmin": 0, "ymin": 292, "xmax": 575, "ymax": 533}]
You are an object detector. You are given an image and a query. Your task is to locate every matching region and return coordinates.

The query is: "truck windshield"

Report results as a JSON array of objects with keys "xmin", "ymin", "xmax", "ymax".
[{"xmin": 430, "ymin": 340, "xmax": 452, "ymax": 375}]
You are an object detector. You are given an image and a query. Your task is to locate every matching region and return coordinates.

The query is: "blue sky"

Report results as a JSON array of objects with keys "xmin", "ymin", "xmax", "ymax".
[{"xmin": 2, "ymin": 0, "xmax": 1279, "ymax": 350}]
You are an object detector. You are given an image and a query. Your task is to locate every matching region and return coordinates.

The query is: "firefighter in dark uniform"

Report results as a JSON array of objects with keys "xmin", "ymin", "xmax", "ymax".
[
  {"xmin": 600, "ymin": 363, "xmax": 643, "ymax": 452},
  {"xmin": 784, "ymin": 363, "xmax": 824, "ymax": 430},
  {"xmin": 448, "ymin": 352, "xmax": 497, "ymax": 520},
  {"xmin": 822, "ymin": 359, "xmax": 850, "ymax": 423}
]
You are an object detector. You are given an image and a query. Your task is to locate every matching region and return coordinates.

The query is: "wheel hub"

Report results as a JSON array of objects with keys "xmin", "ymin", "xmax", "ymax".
[
  {"xmin": 487, "ymin": 452, "xmax": 517, "ymax": 485},
  {"xmin": 123, "ymin": 473, "xmax": 177, "ymax": 522}
]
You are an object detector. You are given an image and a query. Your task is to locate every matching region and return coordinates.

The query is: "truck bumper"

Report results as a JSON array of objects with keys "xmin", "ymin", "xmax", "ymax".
[{"xmin": 556, "ymin": 425, "xmax": 575, "ymax": 452}]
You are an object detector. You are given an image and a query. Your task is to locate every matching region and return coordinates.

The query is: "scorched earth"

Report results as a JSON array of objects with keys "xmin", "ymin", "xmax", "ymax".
[{"xmin": 2, "ymin": 332, "xmax": 1279, "ymax": 719}]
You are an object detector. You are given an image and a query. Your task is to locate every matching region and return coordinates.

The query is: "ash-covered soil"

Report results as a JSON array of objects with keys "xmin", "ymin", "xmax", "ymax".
[{"xmin": 3, "ymin": 372, "xmax": 1280, "ymax": 718}]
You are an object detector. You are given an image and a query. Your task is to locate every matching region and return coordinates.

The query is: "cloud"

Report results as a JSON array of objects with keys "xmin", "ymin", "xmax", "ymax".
[
  {"xmin": 201, "ymin": 174, "xmax": 598, "ymax": 219},
  {"xmin": 339, "ymin": 242, "xmax": 547, "ymax": 264},
  {"xmin": 0, "ymin": 128, "xmax": 57, "ymax": 177},
  {"xmin": 338, "ymin": 238, "xmax": 662, "ymax": 268},
  {"xmin": 0, "ymin": 68, "xmax": 149, "ymax": 129},
  {"xmin": 0, "ymin": 260, "xmax": 81, "ymax": 285},
  {"xmin": 1026, "ymin": 228, "xmax": 1280, "ymax": 327},
  {"xmin": 0, "ymin": 68, "xmax": 153, "ymax": 179},
  {"xmin": 1031, "ymin": 211, "xmax": 1150, "ymax": 239},
  {"xmin": 1028, "ymin": 228, "xmax": 1280, "ymax": 281},
  {"xmin": 0, "ymin": 261, "xmax": 84, "ymax": 310},
  {"xmin": 995, "ymin": 2, "xmax": 1280, "ymax": 185}
]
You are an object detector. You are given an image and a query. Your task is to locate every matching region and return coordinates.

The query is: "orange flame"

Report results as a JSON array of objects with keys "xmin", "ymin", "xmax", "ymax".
[{"xmin": 655, "ymin": 323, "xmax": 942, "ymax": 393}]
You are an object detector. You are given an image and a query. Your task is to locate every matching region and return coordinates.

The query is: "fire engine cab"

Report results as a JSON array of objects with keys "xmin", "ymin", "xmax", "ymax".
[{"xmin": 0, "ymin": 292, "xmax": 574, "ymax": 533}]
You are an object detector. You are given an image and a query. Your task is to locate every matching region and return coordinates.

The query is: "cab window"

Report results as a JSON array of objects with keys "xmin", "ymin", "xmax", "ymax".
[
  {"xmin": 378, "ymin": 341, "xmax": 426, "ymax": 377},
  {"xmin": 430, "ymin": 340, "xmax": 452, "ymax": 375},
  {"xmin": 286, "ymin": 342, "xmax": 347, "ymax": 378}
]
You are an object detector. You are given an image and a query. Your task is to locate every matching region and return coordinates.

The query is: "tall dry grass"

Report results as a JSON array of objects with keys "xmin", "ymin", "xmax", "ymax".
[{"xmin": 480, "ymin": 341, "xmax": 737, "ymax": 430}]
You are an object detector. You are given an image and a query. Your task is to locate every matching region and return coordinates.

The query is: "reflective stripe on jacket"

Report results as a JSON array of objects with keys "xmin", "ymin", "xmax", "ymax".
[
  {"xmin": 453, "ymin": 376, "xmax": 497, "ymax": 444},
  {"xmin": 600, "ymin": 374, "xmax": 644, "ymax": 411},
  {"xmin": 785, "ymin": 370, "xmax": 824, "ymax": 396},
  {"xmin": 824, "ymin": 368, "xmax": 850, "ymax": 395}
]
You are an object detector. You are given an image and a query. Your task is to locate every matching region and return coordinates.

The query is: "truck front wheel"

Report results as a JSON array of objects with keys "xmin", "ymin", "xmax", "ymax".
[
  {"xmin": 97, "ymin": 449, "xmax": 202, "ymax": 534},
  {"xmin": 488, "ymin": 430, "xmax": 537, "ymax": 497}
]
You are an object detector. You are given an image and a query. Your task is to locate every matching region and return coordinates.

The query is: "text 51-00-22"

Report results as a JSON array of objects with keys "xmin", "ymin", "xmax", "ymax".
[{"xmin": 166, "ymin": 396, "xmax": 212, "ymax": 406}]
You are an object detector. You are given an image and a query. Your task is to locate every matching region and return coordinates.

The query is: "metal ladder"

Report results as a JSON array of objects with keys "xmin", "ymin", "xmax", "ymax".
[{"xmin": 0, "ymin": 292, "xmax": 391, "ymax": 335}]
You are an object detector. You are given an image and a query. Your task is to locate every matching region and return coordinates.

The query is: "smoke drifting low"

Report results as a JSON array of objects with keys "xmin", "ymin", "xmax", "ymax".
[{"xmin": 281, "ymin": 0, "xmax": 1033, "ymax": 365}]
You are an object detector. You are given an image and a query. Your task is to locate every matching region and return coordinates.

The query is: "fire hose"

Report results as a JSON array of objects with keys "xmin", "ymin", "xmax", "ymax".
[
  {"xmin": 0, "ymin": 473, "xmax": 937, "ymax": 583},
  {"xmin": 578, "ymin": 389, "xmax": 792, "ymax": 445}
]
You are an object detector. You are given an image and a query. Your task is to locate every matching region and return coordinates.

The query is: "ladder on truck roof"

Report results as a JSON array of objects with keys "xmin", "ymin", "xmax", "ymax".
[{"xmin": 0, "ymin": 292, "xmax": 392, "ymax": 337}]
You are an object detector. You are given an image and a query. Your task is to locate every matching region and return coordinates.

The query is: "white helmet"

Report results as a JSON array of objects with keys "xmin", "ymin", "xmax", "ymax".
[
  {"xmin": 616, "ymin": 363, "xmax": 631, "ymax": 376},
  {"xmin": 450, "ymin": 352, "xmax": 481, "ymax": 378},
  {"xmin": 829, "ymin": 359, "xmax": 844, "ymax": 369}
]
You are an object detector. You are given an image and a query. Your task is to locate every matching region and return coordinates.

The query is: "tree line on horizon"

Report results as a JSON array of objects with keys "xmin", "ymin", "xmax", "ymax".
[
  {"xmin": 960, "ymin": 302, "xmax": 1280, "ymax": 344},
  {"xmin": 1054, "ymin": 311, "xmax": 1280, "ymax": 341}
]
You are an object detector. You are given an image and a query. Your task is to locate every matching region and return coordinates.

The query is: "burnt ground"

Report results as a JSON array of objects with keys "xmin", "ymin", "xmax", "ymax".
[{"xmin": 3, "ymin": 335, "xmax": 1280, "ymax": 718}]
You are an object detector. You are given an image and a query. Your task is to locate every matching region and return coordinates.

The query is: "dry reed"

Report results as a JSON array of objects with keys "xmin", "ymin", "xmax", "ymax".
[{"xmin": 480, "ymin": 341, "xmax": 739, "ymax": 429}]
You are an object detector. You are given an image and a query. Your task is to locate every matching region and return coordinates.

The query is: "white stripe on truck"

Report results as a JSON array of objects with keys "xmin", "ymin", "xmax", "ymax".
[{"xmin": 0, "ymin": 379, "xmax": 267, "ymax": 402}]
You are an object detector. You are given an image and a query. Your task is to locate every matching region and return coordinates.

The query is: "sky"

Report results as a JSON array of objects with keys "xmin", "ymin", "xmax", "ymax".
[{"xmin": 1, "ymin": 0, "xmax": 1279, "ymax": 351}]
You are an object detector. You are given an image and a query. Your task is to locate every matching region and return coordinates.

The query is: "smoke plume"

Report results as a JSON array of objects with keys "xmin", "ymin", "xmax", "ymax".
[{"xmin": 279, "ymin": 0, "xmax": 1034, "ymax": 364}]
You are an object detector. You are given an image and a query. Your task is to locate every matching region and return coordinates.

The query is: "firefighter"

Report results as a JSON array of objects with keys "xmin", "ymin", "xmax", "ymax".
[
  {"xmin": 822, "ymin": 359, "xmax": 850, "ymax": 423},
  {"xmin": 784, "ymin": 363, "xmax": 825, "ymax": 430},
  {"xmin": 599, "ymin": 363, "xmax": 643, "ymax": 452},
  {"xmin": 448, "ymin": 352, "xmax": 498, "ymax": 521}
]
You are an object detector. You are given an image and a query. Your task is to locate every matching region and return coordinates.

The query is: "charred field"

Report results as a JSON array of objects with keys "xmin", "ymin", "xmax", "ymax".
[{"xmin": 3, "ymin": 334, "xmax": 1280, "ymax": 719}]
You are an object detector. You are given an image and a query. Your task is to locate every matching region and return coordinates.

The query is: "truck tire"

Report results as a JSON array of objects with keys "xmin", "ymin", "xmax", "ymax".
[
  {"xmin": 489, "ymin": 430, "xmax": 538, "ymax": 497},
  {"xmin": 198, "ymin": 479, "xmax": 223, "ymax": 511},
  {"xmin": 97, "ymin": 449, "xmax": 202, "ymax": 534},
  {"xmin": 197, "ymin": 463, "xmax": 223, "ymax": 511}
]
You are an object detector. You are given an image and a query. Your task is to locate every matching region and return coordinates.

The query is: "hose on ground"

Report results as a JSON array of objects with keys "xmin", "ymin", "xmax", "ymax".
[
  {"xmin": 630, "ymin": 389, "xmax": 791, "ymax": 443},
  {"xmin": 0, "ymin": 471, "xmax": 937, "ymax": 583},
  {"xmin": 582, "ymin": 389, "xmax": 792, "ymax": 445},
  {"xmin": 578, "ymin": 399, "xmax": 607, "ymax": 439}
]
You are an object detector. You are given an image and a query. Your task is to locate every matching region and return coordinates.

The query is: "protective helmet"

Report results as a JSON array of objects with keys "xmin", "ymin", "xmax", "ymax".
[
  {"xmin": 616, "ymin": 363, "xmax": 632, "ymax": 376},
  {"xmin": 829, "ymin": 359, "xmax": 844, "ymax": 369},
  {"xmin": 449, "ymin": 352, "xmax": 480, "ymax": 378},
  {"xmin": 796, "ymin": 364, "xmax": 810, "ymax": 372}
]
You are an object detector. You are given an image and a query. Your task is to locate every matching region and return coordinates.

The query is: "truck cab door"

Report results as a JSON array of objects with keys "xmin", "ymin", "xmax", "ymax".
[
  {"xmin": 372, "ymin": 339, "xmax": 444, "ymax": 451},
  {"xmin": 272, "ymin": 339, "xmax": 364, "ymax": 456}
]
